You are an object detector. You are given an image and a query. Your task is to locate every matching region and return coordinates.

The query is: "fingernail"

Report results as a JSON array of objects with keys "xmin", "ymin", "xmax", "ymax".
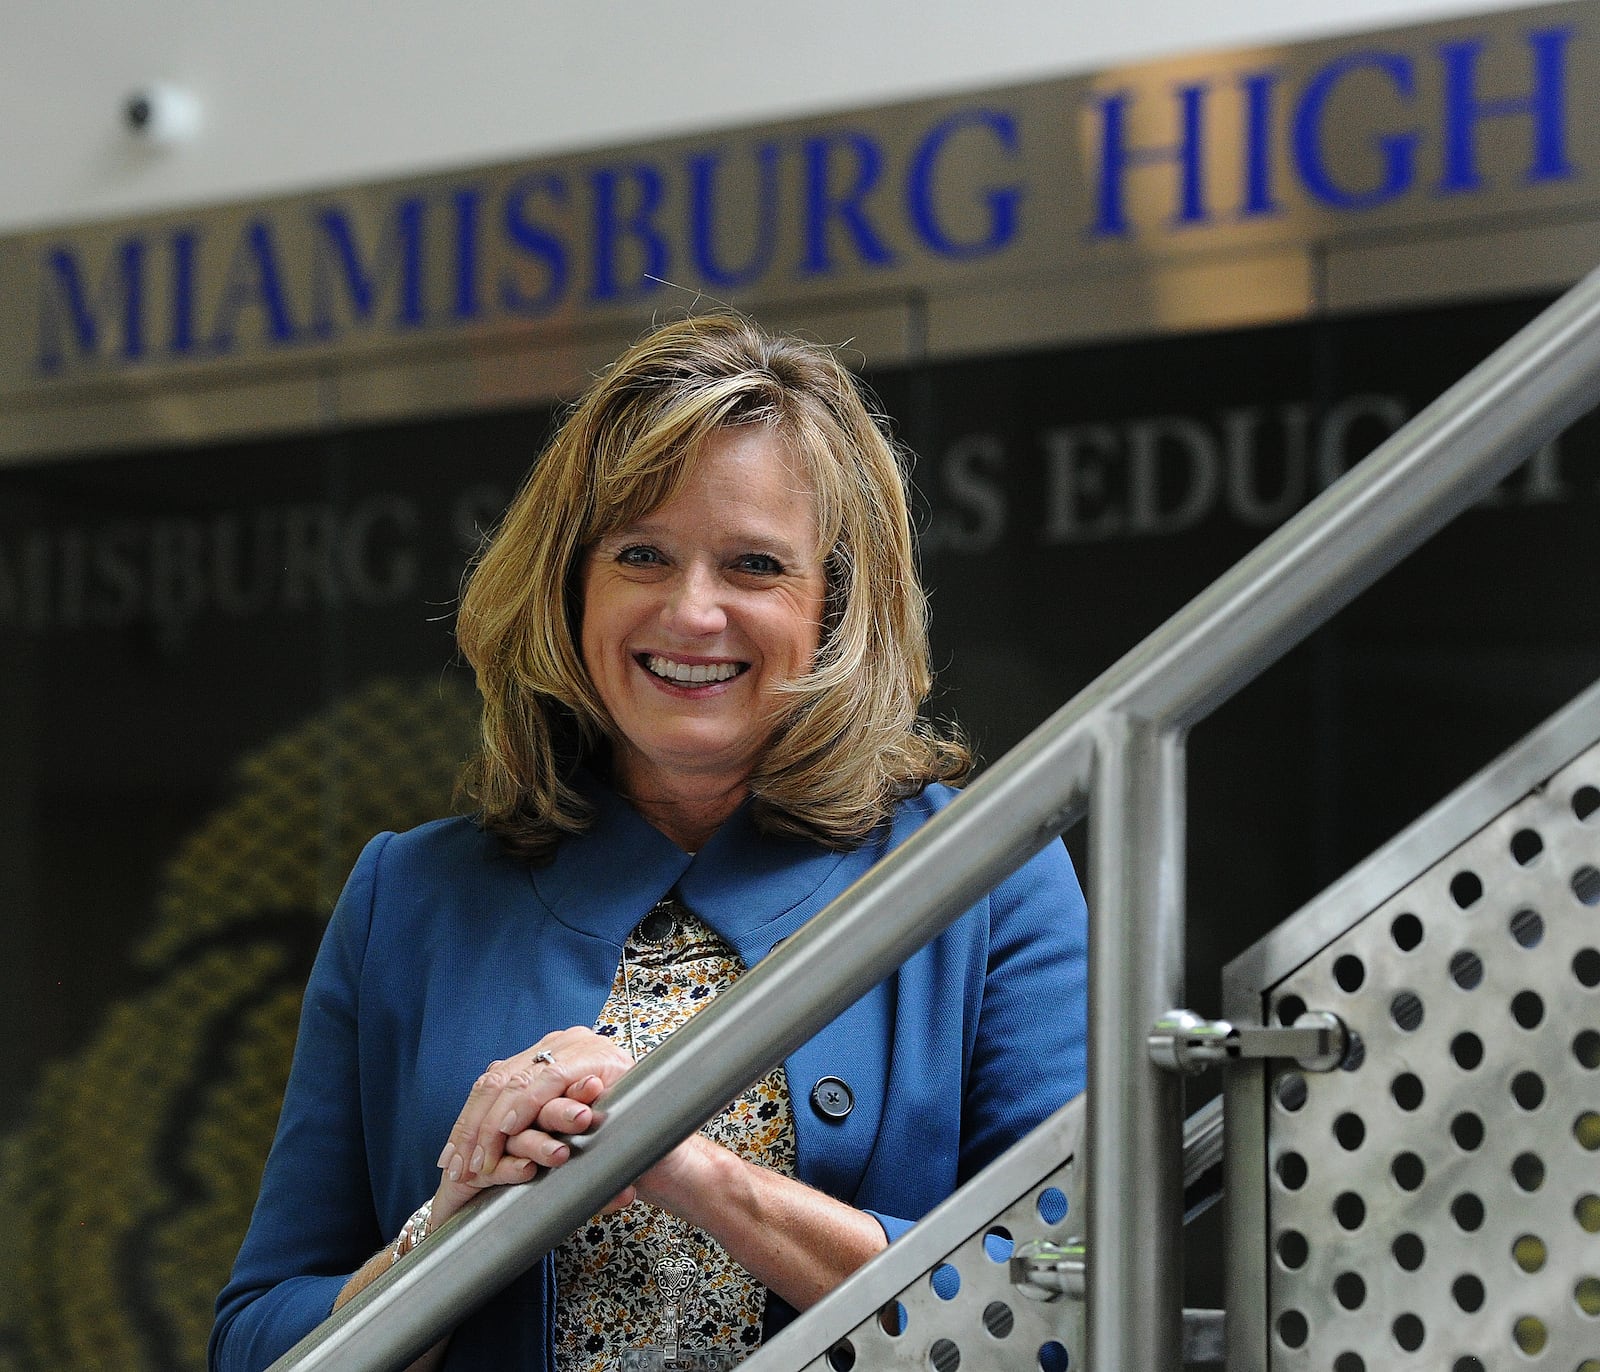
[
  {"xmin": 517, "ymin": 1157, "xmax": 536, "ymax": 1173},
  {"xmin": 572, "ymin": 1107, "xmax": 591, "ymax": 1127},
  {"xmin": 499, "ymin": 1110, "xmax": 518, "ymax": 1134},
  {"xmin": 436, "ymin": 1144, "xmax": 454, "ymax": 1169},
  {"xmin": 469, "ymin": 1146, "xmax": 485, "ymax": 1174},
  {"xmin": 448, "ymin": 1153, "xmax": 463, "ymax": 1182},
  {"xmin": 551, "ymin": 1144, "xmax": 570, "ymax": 1163}
]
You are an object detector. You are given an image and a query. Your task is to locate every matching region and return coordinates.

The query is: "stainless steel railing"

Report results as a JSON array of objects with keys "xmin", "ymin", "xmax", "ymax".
[{"xmin": 266, "ymin": 264, "xmax": 1600, "ymax": 1372}]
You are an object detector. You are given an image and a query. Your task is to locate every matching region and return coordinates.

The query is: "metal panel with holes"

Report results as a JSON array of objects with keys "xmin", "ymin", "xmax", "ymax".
[
  {"xmin": 1225, "ymin": 684, "xmax": 1600, "ymax": 1372},
  {"xmin": 743, "ymin": 1096, "xmax": 1087, "ymax": 1372}
]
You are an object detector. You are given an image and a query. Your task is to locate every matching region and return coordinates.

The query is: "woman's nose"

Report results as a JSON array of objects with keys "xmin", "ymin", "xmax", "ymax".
[{"xmin": 661, "ymin": 566, "xmax": 727, "ymax": 636}]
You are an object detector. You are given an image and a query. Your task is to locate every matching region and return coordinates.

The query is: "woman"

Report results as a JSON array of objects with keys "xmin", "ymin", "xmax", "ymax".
[{"xmin": 211, "ymin": 315, "xmax": 1088, "ymax": 1372}]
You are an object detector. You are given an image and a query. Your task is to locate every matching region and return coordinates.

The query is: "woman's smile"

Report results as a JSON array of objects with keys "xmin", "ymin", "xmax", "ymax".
[{"xmin": 638, "ymin": 653, "xmax": 749, "ymax": 688}]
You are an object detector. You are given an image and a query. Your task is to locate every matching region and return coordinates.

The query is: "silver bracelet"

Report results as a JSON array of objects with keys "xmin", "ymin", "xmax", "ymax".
[{"xmin": 388, "ymin": 1197, "xmax": 435, "ymax": 1264}]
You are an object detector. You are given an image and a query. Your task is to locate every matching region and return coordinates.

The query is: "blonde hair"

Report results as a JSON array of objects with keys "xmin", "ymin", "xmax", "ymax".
[{"xmin": 456, "ymin": 314, "xmax": 970, "ymax": 860}]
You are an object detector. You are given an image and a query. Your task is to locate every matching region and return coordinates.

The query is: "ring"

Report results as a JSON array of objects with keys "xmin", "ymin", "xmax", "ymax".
[{"xmin": 532, "ymin": 1050, "xmax": 557, "ymax": 1067}]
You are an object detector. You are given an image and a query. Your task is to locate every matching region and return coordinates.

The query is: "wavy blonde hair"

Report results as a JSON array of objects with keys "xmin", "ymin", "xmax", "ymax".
[{"xmin": 456, "ymin": 314, "xmax": 970, "ymax": 860}]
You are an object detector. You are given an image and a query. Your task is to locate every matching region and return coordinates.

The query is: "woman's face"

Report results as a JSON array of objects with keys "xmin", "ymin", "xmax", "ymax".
[{"xmin": 580, "ymin": 424, "xmax": 827, "ymax": 807}]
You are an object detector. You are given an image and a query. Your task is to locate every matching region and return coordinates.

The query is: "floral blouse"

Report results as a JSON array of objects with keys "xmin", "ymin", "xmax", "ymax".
[{"xmin": 552, "ymin": 896, "xmax": 798, "ymax": 1372}]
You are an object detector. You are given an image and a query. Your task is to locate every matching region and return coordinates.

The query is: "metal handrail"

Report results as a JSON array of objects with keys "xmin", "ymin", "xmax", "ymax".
[{"xmin": 266, "ymin": 265, "xmax": 1600, "ymax": 1372}]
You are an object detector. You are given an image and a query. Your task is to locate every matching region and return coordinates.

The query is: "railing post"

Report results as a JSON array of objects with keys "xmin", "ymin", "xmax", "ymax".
[{"xmin": 1089, "ymin": 713, "xmax": 1186, "ymax": 1371}]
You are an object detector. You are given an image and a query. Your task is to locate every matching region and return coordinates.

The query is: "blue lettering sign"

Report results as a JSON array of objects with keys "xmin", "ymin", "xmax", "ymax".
[
  {"xmin": 19, "ymin": 21, "xmax": 1590, "ymax": 383},
  {"xmin": 907, "ymin": 109, "xmax": 1024, "ymax": 259},
  {"xmin": 801, "ymin": 131, "xmax": 897, "ymax": 273},
  {"xmin": 1293, "ymin": 52, "xmax": 1418, "ymax": 210},
  {"xmin": 1437, "ymin": 26, "xmax": 1575, "ymax": 194}
]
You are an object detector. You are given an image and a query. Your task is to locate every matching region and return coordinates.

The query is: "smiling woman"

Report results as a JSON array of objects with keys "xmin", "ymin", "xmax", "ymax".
[
  {"xmin": 211, "ymin": 314, "xmax": 1090, "ymax": 1372},
  {"xmin": 453, "ymin": 313, "xmax": 972, "ymax": 862},
  {"xmin": 580, "ymin": 426, "xmax": 828, "ymax": 850}
]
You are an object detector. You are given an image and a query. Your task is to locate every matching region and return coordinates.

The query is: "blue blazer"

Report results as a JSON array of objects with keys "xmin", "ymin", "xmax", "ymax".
[{"xmin": 211, "ymin": 782, "xmax": 1088, "ymax": 1372}]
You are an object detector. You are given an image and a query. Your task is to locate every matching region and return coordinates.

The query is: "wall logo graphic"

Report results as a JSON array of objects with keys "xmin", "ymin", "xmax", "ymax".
[{"xmin": 0, "ymin": 677, "xmax": 479, "ymax": 1372}]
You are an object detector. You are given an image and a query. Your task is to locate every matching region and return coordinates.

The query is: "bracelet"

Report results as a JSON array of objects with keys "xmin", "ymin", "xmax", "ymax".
[{"xmin": 388, "ymin": 1197, "xmax": 435, "ymax": 1265}]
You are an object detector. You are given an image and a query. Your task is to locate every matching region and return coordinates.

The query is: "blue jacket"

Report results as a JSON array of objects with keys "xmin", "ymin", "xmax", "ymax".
[{"xmin": 211, "ymin": 782, "xmax": 1088, "ymax": 1372}]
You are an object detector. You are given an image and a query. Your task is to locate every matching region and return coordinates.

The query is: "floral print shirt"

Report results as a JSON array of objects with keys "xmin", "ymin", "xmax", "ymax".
[{"xmin": 552, "ymin": 896, "xmax": 797, "ymax": 1372}]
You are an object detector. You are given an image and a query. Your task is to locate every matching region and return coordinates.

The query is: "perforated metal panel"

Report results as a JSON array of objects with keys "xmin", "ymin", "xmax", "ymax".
[
  {"xmin": 1260, "ymin": 746, "xmax": 1600, "ymax": 1371},
  {"xmin": 744, "ymin": 1096, "xmax": 1086, "ymax": 1372}
]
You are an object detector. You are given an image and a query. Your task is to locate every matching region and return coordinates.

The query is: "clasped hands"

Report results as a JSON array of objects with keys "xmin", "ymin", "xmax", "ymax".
[{"xmin": 427, "ymin": 1026, "xmax": 697, "ymax": 1232}]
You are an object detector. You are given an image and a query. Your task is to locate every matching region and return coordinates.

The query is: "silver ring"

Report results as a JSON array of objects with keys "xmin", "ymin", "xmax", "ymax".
[{"xmin": 532, "ymin": 1049, "xmax": 557, "ymax": 1067}]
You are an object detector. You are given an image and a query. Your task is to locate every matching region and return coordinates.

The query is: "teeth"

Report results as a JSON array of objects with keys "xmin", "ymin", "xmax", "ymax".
[{"xmin": 645, "ymin": 655, "xmax": 741, "ymax": 684}]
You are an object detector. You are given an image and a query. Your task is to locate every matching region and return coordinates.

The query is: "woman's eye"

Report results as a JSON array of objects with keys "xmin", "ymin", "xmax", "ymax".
[
  {"xmin": 617, "ymin": 545, "xmax": 662, "ymax": 567},
  {"xmin": 735, "ymin": 553, "xmax": 783, "ymax": 575}
]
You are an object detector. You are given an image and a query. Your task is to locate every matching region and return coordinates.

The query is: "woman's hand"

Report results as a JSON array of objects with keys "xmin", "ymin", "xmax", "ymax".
[
  {"xmin": 333, "ymin": 1033, "xmax": 632, "ymax": 1336},
  {"xmin": 429, "ymin": 1028, "xmax": 636, "ymax": 1229},
  {"xmin": 424, "ymin": 1025, "xmax": 889, "ymax": 1314}
]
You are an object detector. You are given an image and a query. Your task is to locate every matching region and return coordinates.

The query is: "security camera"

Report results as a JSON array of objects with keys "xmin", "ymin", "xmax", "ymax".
[{"xmin": 123, "ymin": 83, "xmax": 201, "ymax": 145}]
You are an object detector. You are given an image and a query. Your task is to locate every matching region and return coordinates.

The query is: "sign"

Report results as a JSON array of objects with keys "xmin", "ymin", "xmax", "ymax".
[{"xmin": 1, "ymin": 1, "xmax": 1596, "ymax": 409}]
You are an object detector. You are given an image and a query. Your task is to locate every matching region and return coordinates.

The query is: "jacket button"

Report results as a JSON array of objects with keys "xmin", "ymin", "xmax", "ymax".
[{"xmin": 810, "ymin": 1076, "xmax": 853, "ymax": 1120}]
